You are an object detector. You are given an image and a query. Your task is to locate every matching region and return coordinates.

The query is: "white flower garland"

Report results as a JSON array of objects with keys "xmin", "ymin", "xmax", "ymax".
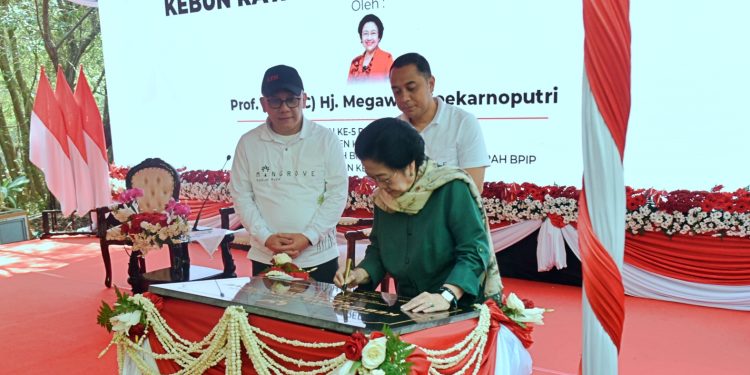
[{"xmin": 101, "ymin": 296, "xmax": 494, "ymax": 375}]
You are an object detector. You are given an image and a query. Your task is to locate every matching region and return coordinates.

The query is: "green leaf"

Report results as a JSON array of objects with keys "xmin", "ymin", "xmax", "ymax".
[
  {"xmin": 381, "ymin": 325, "xmax": 414, "ymax": 374},
  {"xmin": 348, "ymin": 361, "xmax": 361, "ymax": 375},
  {"xmin": 96, "ymin": 301, "xmax": 115, "ymax": 332}
]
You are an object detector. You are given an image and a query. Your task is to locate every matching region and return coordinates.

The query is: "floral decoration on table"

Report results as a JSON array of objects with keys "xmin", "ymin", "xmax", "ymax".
[
  {"xmin": 337, "ymin": 326, "xmax": 414, "ymax": 375},
  {"xmin": 500, "ymin": 292, "xmax": 550, "ymax": 328},
  {"xmin": 99, "ymin": 293, "xmax": 499, "ymax": 375},
  {"xmin": 105, "ymin": 188, "xmax": 191, "ymax": 255},
  {"xmin": 494, "ymin": 293, "xmax": 551, "ymax": 349},
  {"xmin": 257, "ymin": 253, "xmax": 312, "ymax": 281},
  {"xmin": 96, "ymin": 287, "xmax": 161, "ymax": 342}
]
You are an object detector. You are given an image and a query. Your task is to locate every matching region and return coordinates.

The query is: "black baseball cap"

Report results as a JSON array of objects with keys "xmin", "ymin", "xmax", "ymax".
[{"xmin": 261, "ymin": 65, "xmax": 304, "ymax": 97}]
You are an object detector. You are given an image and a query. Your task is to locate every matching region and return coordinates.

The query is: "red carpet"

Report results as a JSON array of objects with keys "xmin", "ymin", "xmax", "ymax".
[{"xmin": 0, "ymin": 237, "xmax": 748, "ymax": 374}]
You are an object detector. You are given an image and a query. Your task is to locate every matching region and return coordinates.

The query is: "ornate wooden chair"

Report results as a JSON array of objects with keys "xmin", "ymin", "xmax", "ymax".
[
  {"xmin": 97, "ymin": 158, "xmax": 235, "ymax": 292},
  {"xmin": 219, "ymin": 206, "xmax": 251, "ymax": 251}
]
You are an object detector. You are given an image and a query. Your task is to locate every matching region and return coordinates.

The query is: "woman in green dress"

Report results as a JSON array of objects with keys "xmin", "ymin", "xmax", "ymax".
[{"xmin": 334, "ymin": 117, "xmax": 502, "ymax": 312}]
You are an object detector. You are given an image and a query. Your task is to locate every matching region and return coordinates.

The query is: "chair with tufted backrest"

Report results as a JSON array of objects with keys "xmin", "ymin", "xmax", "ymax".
[
  {"xmin": 127, "ymin": 159, "xmax": 180, "ymax": 212},
  {"xmin": 97, "ymin": 158, "xmax": 180, "ymax": 288}
]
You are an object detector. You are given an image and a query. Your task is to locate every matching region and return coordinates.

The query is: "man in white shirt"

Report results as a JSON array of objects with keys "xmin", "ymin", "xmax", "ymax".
[
  {"xmin": 229, "ymin": 65, "xmax": 349, "ymax": 283},
  {"xmin": 390, "ymin": 53, "xmax": 489, "ymax": 192}
]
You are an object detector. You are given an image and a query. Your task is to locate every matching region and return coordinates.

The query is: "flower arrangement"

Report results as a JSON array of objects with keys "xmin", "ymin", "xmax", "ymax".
[
  {"xmin": 108, "ymin": 166, "xmax": 750, "ymax": 238},
  {"xmin": 500, "ymin": 292, "xmax": 549, "ymax": 328},
  {"xmin": 106, "ymin": 188, "xmax": 191, "ymax": 255},
  {"xmin": 100, "ymin": 298, "xmax": 499, "ymax": 374},
  {"xmin": 338, "ymin": 326, "xmax": 414, "ymax": 375},
  {"xmin": 624, "ymin": 186, "xmax": 750, "ymax": 237},
  {"xmin": 347, "ymin": 176, "xmax": 376, "ymax": 213},
  {"xmin": 481, "ymin": 182, "xmax": 580, "ymax": 228},
  {"xmin": 96, "ymin": 288, "xmax": 159, "ymax": 342},
  {"xmin": 257, "ymin": 253, "xmax": 311, "ymax": 281},
  {"xmin": 179, "ymin": 169, "xmax": 232, "ymax": 202}
]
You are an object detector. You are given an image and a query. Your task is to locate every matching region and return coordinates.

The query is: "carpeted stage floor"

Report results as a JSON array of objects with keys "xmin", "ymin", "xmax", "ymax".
[{"xmin": 0, "ymin": 236, "xmax": 747, "ymax": 374}]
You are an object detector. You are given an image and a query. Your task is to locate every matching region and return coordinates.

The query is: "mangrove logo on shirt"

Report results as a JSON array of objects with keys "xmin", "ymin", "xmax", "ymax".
[{"xmin": 255, "ymin": 164, "xmax": 317, "ymax": 182}]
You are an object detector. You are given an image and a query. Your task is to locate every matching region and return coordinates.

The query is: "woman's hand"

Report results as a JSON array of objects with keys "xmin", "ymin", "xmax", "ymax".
[
  {"xmin": 333, "ymin": 267, "xmax": 370, "ymax": 289},
  {"xmin": 401, "ymin": 292, "xmax": 451, "ymax": 313}
]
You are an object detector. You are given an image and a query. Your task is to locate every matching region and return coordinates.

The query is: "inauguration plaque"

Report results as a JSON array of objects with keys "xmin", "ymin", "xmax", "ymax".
[{"xmin": 149, "ymin": 277, "xmax": 479, "ymax": 334}]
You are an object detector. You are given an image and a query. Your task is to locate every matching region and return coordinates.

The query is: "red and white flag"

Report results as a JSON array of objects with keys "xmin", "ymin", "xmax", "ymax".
[
  {"xmin": 29, "ymin": 67, "xmax": 76, "ymax": 216},
  {"xmin": 56, "ymin": 67, "xmax": 95, "ymax": 216},
  {"xmin": 74, "ymin": 67, "xmax": 111, "ymax": 208}
]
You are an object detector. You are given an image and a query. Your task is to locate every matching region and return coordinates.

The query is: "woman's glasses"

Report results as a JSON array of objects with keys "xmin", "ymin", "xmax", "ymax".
[
  {"xmin": 266, "ymin": 96, "xmax": 301, "ymax": 109},
  {"xmin": 364, "ymin": 170, "xmax": 397, "ymax": 186}
]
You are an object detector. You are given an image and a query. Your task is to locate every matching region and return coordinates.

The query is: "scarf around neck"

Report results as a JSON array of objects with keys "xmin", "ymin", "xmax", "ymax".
[
  {"xmin": 373, "ymin": 160, "xmax": 481, "ymax": 214},
  {"xmin": 371, "ymin": 159, "xmax": 504, "ymax": 300}
]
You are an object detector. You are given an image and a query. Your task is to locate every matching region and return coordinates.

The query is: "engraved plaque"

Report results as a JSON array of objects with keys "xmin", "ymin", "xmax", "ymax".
[{"xmin": 150, "ymin": 276, "xmax": 479, "ymax": 334}]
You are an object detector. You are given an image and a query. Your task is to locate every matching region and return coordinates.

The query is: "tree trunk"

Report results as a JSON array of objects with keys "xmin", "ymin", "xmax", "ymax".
[{"xmin": 0, "ymin": 109, "xmax": 20, "ymax": 180}]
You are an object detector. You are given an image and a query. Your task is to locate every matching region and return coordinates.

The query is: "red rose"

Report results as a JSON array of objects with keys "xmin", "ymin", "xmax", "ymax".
[
  {"xmin": 344, "ymin": 332, "xmax": 368, "ymax": 360},
  {"xmin": 128, "ymin": 212, "xmax": 168, "ymax": 234},
  {"xmin": 370, "ymin": 331, "xmax": 385, "ymax": 339},
  {"xmin": 127, "ymin": 323, "xmax": 145, "ymax": 341}
]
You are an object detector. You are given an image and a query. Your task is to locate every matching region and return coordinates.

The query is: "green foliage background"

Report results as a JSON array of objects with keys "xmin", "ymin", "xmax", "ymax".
[{"xmin": 0, "ymin": 0, "xmax": 108, "ymax": 230}]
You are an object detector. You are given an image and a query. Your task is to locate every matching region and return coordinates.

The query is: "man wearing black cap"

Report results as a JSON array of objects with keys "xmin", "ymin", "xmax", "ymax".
[{"xmin": 229, "ymin": 65, "xmax": 349, "ymax": 283}]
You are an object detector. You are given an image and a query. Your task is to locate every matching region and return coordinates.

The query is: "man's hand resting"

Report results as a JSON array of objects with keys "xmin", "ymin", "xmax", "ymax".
[{"xmin": 265, "ymin": 233, "xmax": 311, "ymax": 258}]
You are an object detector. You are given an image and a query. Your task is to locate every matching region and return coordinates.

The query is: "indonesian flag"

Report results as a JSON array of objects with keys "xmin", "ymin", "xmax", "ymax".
[
  {"xmin": 56, "ymin": 66, "xmax": 95, "ymax": 216},
  {"xmin": 74, "ymin": 66, "xmax": 111, "ymax": 208},
  {"xmin": 29, "ymin": 67, "xmax": 76, "ymax": 216}
]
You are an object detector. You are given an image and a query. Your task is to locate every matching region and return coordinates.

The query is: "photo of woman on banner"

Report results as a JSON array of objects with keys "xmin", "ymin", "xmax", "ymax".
[{"xmin": 347, "ymin": 14, "xmax": 394, "ymax": 83}]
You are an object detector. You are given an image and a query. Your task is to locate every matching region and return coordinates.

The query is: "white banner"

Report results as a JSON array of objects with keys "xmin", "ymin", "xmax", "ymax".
[
  {"xmin": 98, "ymin": 0, "xmax": 583, "ymax": 186},
  {"xmin": 98, "ymin": 0, "xmax": 749, "ymax": 191}
]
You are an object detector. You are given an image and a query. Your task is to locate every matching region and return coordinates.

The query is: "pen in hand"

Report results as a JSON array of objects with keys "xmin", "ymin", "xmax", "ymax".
[{"xmin": 342, "ymin": 258, "xmax": 352, "ymax": 293}]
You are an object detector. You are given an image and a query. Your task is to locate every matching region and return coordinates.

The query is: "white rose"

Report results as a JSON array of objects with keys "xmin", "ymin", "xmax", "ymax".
[
  {"xmin": 109, "ymin": 310, "xmax": 142, "ymax": 333},
  {"xmin": 505, "ymin": 293, "xmax": 526, "ymax": 312},
  {"xmin": 112, "ymin": 207, "xmax": 135, "ymax": 222},
  {"xmin": 360, "ymin": 337, "xmax": 387, "ymax": 369},
  {"xmin": 517, "ymin": 307, "xmax": 546, "ymax": 325},
  {"xmin": 272, "ymin": 253, "xmax": 293, "ymax": 265},
  {"xmin": 371, "ymin": 370, "xmax": 386, "ymax": 375}
]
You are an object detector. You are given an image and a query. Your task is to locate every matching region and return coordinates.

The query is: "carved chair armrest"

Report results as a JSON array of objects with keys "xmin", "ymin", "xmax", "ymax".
[
  {"xmin": 219, "ymin": 206, "xmax": 236, "ymax": 230},
  {"xmin": 95, "ymin": 206, "xmax": 122, "ymax": 239}
]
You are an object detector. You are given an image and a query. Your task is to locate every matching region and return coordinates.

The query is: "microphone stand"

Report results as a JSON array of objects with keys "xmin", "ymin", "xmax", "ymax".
[{"xmin": 192, "ymin": 155, "xmax": 231, "ymax": 232}]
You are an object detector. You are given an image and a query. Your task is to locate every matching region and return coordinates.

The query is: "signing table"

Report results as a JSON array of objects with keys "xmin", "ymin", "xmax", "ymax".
[{"xmin": 119, "ymin": 277, "xmax": 532, "ymax": 374}]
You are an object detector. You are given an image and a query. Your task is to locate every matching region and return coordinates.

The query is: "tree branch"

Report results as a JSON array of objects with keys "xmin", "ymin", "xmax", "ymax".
[{"xmin": 55, "ymin": 7, "xmax": 95, "ymax": 48}]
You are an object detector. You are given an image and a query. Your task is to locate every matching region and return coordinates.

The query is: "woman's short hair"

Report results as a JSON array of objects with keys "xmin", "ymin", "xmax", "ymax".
[
  {"xmin": 358, "ymin": 14, "xmax": 384, "ymax": 39},
  {"xmin": 355, "ymin": 118, "xmax": 426, "ymax": 170}
]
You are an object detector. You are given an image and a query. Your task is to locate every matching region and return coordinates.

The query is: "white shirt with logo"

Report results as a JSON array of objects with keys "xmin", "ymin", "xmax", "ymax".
[
  {"xmin": 399, "ymin": 97, "xmax": 489, "ymax": 169},
  {"xmin": 229, "ymin": 117, "xmax": 348, "ymax": 268}
]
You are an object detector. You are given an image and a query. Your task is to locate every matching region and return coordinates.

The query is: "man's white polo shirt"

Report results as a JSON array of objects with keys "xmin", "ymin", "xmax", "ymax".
[{"xmin": 399, "ymin": 97, "xmax": 489, "ymax": 169}]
